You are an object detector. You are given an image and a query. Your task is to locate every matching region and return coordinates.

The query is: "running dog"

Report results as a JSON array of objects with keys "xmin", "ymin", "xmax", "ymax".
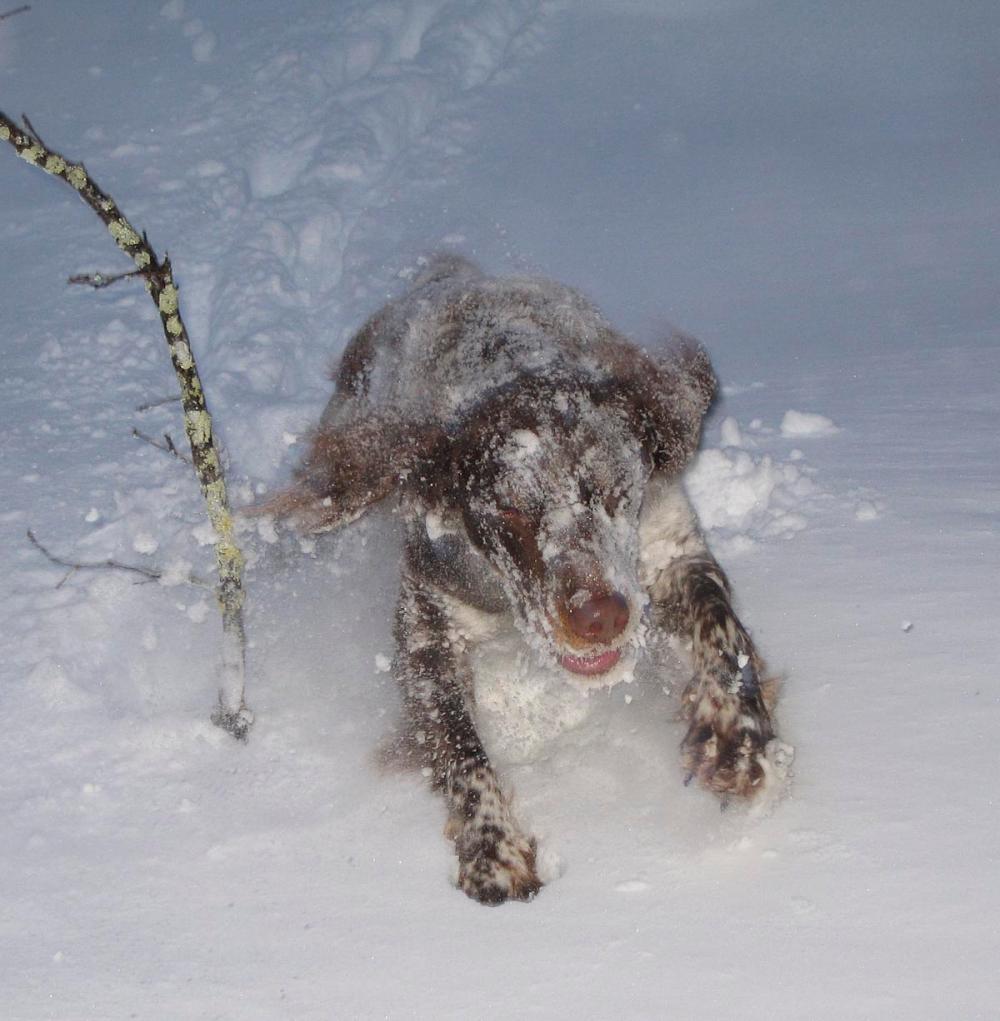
[{"xmin": 263, "ymin": 255, "xmax": 791, "ymax": 904}]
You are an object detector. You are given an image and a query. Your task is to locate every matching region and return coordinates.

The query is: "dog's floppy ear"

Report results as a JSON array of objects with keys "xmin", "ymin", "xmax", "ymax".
[
  {"xmin": 251, "ymin": 415, "xmax": 448, "ymax": 532},
  {"xmin": 594, "ymin": 334, "xmax": 717, "ymax": 475}
]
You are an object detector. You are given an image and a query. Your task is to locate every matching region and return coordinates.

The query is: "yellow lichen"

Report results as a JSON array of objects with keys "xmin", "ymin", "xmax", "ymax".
[
  {"xmin": 18, "ymin": 144, "xmax": 43, "ymax": 164},
  {"xmin": 165, "ymin": 314, "xmax": 183, "ymax": 336},
  {"xmin": 44, "ymin": 155, "xmax": 66, "ymax": 175},
  {"xmin": 66, "ymin": 165, "xmax": 87, "ymax": 190},
  {"xmin": 218, "ymin": 540, "xmax": 245, "ymax": 573},
  {"xmin": 100, "ymin": 199, "xmax": 114, "ymax": 212},
  {"xmin": 0, "ymin": 125, "xmax": 9, "ymax": 142},
  {"xmin": 185, "ymin": 409, "xmax": 212, "ymax": 447},
  {"xmin": 205, "ymin": 478, "xmax": 225, "ymax": 506},
  {"xmin": 158, "ymin": 284, "xmax": 179, "ymax": 316},
  {"xmin": 201, "ymin": 447, "xmax": 219, "ymax": 473},
  {"xmin": 108, "ymin": 218, "xmax": 141, "ymax": 250},
  {"xmin": 204, "ymin": 483, "xmax": 241, "ymax": 548},
  {"xmin": 133, "ymin": 250, "xmax": 151, "ymax": 269}
]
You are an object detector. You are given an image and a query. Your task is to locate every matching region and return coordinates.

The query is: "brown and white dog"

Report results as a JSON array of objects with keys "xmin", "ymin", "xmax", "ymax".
[{"xmin": 264, "ymin": 255, "xmax": 792, "ymax": 905}]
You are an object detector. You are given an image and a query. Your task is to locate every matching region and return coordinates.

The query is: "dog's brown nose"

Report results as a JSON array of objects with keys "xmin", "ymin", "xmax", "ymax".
[{"xmin": 566, "ymin": 591, "xmax": 629, "ymax": 644}]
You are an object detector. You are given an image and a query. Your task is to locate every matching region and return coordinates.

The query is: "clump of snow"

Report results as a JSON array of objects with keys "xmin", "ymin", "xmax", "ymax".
[
  {"xmin": 718, "ymin": 415, "xmax": 743, "ymax": 448},
  {"xmin": 159, "ymin": 0, "xmax": 184, "ymax": 20},
  {"xmin": 132, "ymin": 533, "xmax": 159, "ymax": 555},
  {"xmin": 614, "ymin": 878, "xmax": 650, "ymax": 893},
  {"xmin": 684, "ymin": 445, "xmax": 821, "ymax": 556},
  {"xmin": 721, "ymin": 381, "xmax": 765, "ymax": 396},
  {"xmin": 511, "ymin": 428, "xmax": 541, "ymax": 454},
  {"xmin": 780, "ymin": 409, "xmax": 840, "ymax": 438},
  {"xmin": 746, "ymin": 739, "xmax": 796, "ymax": 820},
  {"xmin": 191, "ymin": 521, "xmax": 218, "ymax": 546},
  {"xmin": 158, "ymin": 558, "xmax": 194, "ymax": 587},
  {"xmin": 254, "ymin": 516, "xmax": 279, "ymax": 544},
  {"xmin": 186, "ymin": 599, "xmax": 210, "ymax": 624}
]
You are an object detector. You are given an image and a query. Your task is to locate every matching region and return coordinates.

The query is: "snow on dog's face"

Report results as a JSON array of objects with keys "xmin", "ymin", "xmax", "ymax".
[{"xmin": 452, "ymin": 380, "xmax": 651, "ymax": 680}]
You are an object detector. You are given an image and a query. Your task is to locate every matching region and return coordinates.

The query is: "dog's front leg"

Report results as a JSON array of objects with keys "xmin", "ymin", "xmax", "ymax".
[
  {"xmin": 662, "ymin": 551, "xmax": 793, "ymax": 800},
  {"xmin": 394, "ymin": 573, "xmax": 541, "ymax": 904},
  {"xmin": 641, "ymin": 479, "xmax": 793, "ymax": 801}
]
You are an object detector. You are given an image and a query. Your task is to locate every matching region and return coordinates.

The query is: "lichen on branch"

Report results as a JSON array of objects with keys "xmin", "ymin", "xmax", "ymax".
[{"xmin": 0, "ymin": 110, "xmax": 253, "ymax": 740}]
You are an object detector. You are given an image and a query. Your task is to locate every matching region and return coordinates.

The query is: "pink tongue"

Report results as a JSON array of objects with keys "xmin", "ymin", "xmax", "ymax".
[{"xmin": 559, "ymin": 648, "xmax": 621, "ymax": 676}]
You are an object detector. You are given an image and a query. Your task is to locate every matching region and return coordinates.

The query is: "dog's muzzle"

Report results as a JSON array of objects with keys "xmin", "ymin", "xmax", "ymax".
[{"xmin": 555, "ymin": 586, "xmax": 630, "ymax": 676}]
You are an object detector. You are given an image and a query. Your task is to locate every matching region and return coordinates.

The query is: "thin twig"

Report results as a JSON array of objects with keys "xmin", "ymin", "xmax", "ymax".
[
  {"xmin": 132, "ymin": 426, "xmax": 191, "ymax": 463},
  {"xmin": 27, "ymin": 529, "xmax": 209, "ymax": 588},
  {"xmin": 68, "ymin": 268, "xmax": 143, "ymax": 289},
  {"xmin": 20, "ymin": 113, "xmax": 47, "ymax": 149},
  {"xmin": 0, "ymin": 5, "xmax": 30, "ymax": 22},
  {"xmin": 28, "ymin": 528, "xmax": 161, "ymax": 583},
  {"xmin": 135, "ymin": 394, "xmax": 182, "ymax": 413}
]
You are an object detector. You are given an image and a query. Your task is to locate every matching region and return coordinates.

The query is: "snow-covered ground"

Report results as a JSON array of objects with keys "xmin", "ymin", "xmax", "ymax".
[{"xmin": 2, "ymin": 2, "xmax": 998, "ymax": 1018}]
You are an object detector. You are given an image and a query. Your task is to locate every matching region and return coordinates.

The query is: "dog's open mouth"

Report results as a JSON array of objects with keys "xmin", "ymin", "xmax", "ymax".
[{"xmin": 557, "ymin": 648, "xmax": 622, "ymax": 676}]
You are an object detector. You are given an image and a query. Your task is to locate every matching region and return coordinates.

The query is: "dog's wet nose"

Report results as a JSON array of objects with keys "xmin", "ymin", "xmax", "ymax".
[{"xmin": 567, "ymin": 591, "xmax": 629, "ymax": 644}]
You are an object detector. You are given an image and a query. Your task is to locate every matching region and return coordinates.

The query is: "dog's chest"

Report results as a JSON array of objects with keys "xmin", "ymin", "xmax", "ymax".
[
  {"xmin": 460, "ymin": 615, "xmax": 611, "ymax": 763},
  {"xmin": 443, "ymin": 602, "xmax": 672, "ymax": 764}
]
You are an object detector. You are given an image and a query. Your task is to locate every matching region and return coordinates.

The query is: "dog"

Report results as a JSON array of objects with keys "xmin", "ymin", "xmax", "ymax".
[{"xmin": 263, "ymin": 255, "xmax": 791, "ymax": 905}]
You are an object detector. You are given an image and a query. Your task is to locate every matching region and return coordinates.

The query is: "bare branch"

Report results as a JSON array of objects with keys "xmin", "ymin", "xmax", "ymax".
[
  {"xmin": 69, "ymin": 268, "xmax": 143, "ymax": 289},
  {"xmin": 21, "ymin": 112, "xmax": 47, "ymax": 148},
  {"xmin": 0, "ymin": 5, "xmax": 30, "ymax": 22},
  {"xmin": 135, "ymin": 394, "xmax": 182, "ymax": 413},
  {"xmin": 2, "ymin": 110, "xmax": 253, "ymax": 738},
  {"xmin": 132, "ymin": 427, "xmax": 192, "ymax": 463},
  {"xmin": 28, "ymin": 528, "xmax": 162, "ymax": 585},
  {"xmin": 27, "ymin": 529, "xmax": 210, "ymax": 588}
]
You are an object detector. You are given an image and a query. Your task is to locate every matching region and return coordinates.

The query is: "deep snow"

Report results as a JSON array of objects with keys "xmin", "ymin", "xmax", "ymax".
[{"xmin": 2, "ymin": 2, "xmax": 998, "ymax": 1019}]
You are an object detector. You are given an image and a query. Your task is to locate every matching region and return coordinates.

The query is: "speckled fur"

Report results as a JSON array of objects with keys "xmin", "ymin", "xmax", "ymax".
[{"xmin": 264, "ymin": 255, "xmax": 791, "ymax": 904}]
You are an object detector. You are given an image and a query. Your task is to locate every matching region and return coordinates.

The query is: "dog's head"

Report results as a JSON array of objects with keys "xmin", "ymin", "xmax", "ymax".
[
  {"xmin": 444, "ymin": 342, "xmax": 716, "ymax": 678},
  {"xmin": 259, "ymin": 337, "xmax": 715, "ymax": 681}
]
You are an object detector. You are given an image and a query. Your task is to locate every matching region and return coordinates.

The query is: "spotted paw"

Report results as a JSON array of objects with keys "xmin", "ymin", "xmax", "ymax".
[
  {"xmin": 681, "ymin": 707, "xmax": 777, "ymax": 801},
  {"xmin": 453, "ymin": 821, "xmax": 542, "ymax": 905}
]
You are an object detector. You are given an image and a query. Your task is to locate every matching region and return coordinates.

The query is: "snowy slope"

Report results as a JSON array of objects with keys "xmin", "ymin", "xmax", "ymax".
[{"xmin": 2, "ymin": 2, "xmax": 998, "ymax": 1019}]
